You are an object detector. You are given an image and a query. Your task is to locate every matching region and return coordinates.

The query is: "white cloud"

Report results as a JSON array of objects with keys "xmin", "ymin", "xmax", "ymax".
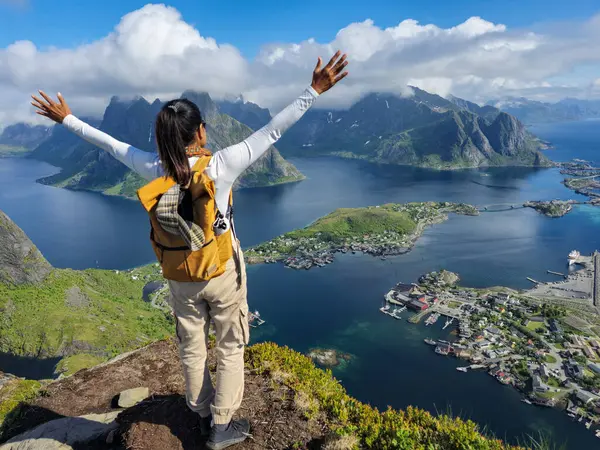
[{"xmin": 2, "ymin": 4, "xmax": 600, "ymax": 125}]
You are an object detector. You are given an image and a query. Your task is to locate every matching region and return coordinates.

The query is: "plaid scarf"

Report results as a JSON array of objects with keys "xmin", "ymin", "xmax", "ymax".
[{"xmin": 156, "ymin": 184, "xmax": 205, "ymax": 251}]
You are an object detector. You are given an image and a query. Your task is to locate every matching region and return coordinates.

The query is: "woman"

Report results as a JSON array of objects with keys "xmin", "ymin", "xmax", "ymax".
[{"xmin": 32, "ymin": 51, "xmax": 348, "ymax": 450}]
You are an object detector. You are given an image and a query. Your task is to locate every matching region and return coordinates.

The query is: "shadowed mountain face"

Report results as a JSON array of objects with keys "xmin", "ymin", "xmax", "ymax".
[
  {"xmin": 216, "ymin": 98, "xmax": 272, "ymax": 131},
  {"xmin": 0, "ymin": 124, "xmax": 51, "ymax": 150},
  {"xmin": 0, "ymin": 210, "xmax": 51, "ymax": 285},
  {"xmin": 29, "ymin": 92, "xmax": 303, "ymax": 197},
  {"xmin": 274, "ymin": 87, "xmax": 549, "ymax": 170}
]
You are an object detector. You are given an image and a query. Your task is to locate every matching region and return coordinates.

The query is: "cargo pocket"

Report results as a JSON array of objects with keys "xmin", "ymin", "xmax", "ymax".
[
  {"xmin": 174, "ymin": 315, "xmax": 183, "ymax": 344},
  {"xmin": 238, "ymin": 303, "xmax": 250, "ymax": 346}
]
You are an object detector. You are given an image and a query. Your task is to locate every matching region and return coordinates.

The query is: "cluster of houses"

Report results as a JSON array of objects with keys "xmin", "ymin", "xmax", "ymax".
[{"xmin": 387, "ymin": 283, "xmax": 439, "ymax": 311}]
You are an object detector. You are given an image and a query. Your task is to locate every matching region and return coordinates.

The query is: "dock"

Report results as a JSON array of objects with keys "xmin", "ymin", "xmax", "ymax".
[
  {"xmin": 526, "ymin": 277, "xmax": 541, "ymax": 285},
  {"xmin": 442, "ymin": 317, "xmax": 455, "ymax": 330},
  {"xmin": 380, "ymin": 305, "xmax": 406, "ymax": 320},
  {"xmin": 547, "ymin": 270, "xmax": 566, "ymax": 277}
]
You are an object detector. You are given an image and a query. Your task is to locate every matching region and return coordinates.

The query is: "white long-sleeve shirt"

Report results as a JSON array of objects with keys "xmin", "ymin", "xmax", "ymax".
[{"xmin": 62, "ymin": 86, "xmax": 319, "ymax": 216}]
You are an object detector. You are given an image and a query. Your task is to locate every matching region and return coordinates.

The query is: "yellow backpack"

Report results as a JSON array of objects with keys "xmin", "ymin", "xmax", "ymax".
[{"xmin": 137, "ymin": 156, "xmax": 233, "ymax": 282}]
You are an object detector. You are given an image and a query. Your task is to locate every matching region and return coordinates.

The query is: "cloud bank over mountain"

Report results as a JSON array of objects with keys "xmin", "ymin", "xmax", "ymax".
[{"xmin": 1, "ymin": 3, "xmax": 600, "ymax": 125}]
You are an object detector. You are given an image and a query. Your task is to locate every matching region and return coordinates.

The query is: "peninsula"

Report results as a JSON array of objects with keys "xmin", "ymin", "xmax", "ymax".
[{"xmin": 245, "ymin": 202, "xmax": 479, "ymax": 269}]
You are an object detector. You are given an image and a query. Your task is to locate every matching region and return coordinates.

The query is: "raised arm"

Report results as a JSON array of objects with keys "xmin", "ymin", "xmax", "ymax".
[
  {"xmin": 31, "ymin": 91, "xmax": 164, "ymax": 181},
  {"xmin": 206, "ymin": 51, "xmax": 349, "ymax": 185}
]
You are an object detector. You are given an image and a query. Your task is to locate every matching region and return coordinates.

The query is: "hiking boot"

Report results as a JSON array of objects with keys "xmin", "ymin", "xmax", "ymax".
[
  {"xmin": 199, "ymin": 414, "xmax": 212, "ymax": 437},
  {"xmin": 206, "ymin": 418, "xmax": 251, "ymax": 450}
]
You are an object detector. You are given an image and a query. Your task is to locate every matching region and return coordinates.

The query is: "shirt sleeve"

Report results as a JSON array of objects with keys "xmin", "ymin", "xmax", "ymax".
[
  {"xmin": 62, "ymin": 115, "xmax": 165, "ymax": 181},
  {"xmin": 205, "ymin": 85, "xmax": 319, "ymax": 185}
]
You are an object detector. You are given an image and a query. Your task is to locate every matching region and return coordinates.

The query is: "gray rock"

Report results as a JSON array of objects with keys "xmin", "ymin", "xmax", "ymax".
[
  {"xmin": 64, "ymin": 286, "xmax": 90, "ymax": 308},
  {"xmin": 0, "ymin": 411, "xmax": 119, "ymax": 450},
  {"xmin": 0, "ymin": 210, "xmax": 52, "ymax": 285},
  {"xmin": 117, "ymin": 386, "xmax": 149, "ymax": 408}
]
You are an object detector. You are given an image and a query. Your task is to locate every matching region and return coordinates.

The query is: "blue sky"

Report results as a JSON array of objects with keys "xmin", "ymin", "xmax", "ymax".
[
  {"xmin": 1, "ymin": 0, "xmax": 599, "ymax": 57},
  {"xmin": 2, "ymin": 1, "xmax": 600, "ymax": 125}
]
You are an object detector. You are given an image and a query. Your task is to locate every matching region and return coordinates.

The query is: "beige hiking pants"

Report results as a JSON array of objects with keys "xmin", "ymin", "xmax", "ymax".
[{"xmin": 167, "ymin": 241, "xmax": 249, "ymax": 425}]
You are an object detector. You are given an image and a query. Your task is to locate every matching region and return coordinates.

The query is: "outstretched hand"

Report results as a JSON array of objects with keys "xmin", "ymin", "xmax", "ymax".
[
  {"xmin": 31, "ymin": 91, "xmax": 72, "ymax": 124},
  {"xmin": 311, "ymin": 51, "xmax": 349, "ymax": 95}
]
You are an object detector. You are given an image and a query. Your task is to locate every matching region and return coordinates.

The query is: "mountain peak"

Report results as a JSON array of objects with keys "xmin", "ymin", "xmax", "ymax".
[{"xmin": 180, "ymin": 90, "xmax": 219, "ymax": 122}]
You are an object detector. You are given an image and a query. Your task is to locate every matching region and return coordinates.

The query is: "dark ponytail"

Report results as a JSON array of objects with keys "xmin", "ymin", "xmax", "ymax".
[{"xmin": 155, "ymin": 99, "xmax": 204, "ymax": 186}]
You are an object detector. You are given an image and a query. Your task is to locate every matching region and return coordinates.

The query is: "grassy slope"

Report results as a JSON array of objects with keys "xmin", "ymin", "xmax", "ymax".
[
  {"xmin": 248, "ymin": 343, "xmax": 527, "ymax": 450},
  {"xmin": 0, "ymin": 267, "xmax": 173, "ymax": 375},
  {"xmin": 287, "ymin": 205, "xmax": 417, "ymax": 241}
]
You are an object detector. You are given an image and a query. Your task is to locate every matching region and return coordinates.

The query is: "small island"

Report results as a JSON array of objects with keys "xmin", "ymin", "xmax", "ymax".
[
  {"xmin": 245, "ymin": 202, "xmax": 479, "ymax": 270},
  {"xmin": 307, "ymin": 348, "xmax": 353, "ymax": 368},
  {"xmin": 524, "ymin": 200, "xmax": 575, "ymax": 217}
]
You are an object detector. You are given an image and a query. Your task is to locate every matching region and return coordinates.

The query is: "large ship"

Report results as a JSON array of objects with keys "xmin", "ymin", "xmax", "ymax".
[{"xmin": 568, "ymin": 250, "xmax": 580, "ymax": 266}]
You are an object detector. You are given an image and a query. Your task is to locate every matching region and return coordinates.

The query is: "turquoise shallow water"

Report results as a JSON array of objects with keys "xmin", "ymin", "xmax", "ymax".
[{"xmin": 1, "ymin": 120, "xmax": 600, "ymax": 447}]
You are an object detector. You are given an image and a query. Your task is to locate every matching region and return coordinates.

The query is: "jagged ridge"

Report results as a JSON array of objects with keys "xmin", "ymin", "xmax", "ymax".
[
  {"xmin": 29, "ymin": 92, "xmax": 303, "ymax": 197},
  {"xmin": 276, "ymin": 87, "xmax": 550, "ymax": 169}
]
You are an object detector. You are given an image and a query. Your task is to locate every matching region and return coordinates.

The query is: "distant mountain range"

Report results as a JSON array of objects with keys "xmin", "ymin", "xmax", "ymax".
[
  {"xmin": 28, "ymin": 92, "xmax": 303, "ymax": 197},
  {"xmin": 0, "ymin": 123, "xmax": 51, "ymax": 155},
  {"xmin": 5, "ymin": 86, "xmax": 553, "ymax": 193},
  {"xmin": 488, "ymin": 97, "xmax": 600, "ymax": 125},
  {"xmin": 257, "ymin": 87, "xmax": 550, "ymax": 170}
]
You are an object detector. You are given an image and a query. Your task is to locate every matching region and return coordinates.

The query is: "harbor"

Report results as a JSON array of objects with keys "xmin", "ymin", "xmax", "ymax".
[{"xmin": 378, "ymin": 252, "xmax": 600, "ymax": 439}]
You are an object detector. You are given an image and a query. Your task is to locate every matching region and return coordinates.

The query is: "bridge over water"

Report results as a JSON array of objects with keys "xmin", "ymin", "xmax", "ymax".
[{"xmin": 476, "ymin": 203, "xmax": 525, "ymax": 212}]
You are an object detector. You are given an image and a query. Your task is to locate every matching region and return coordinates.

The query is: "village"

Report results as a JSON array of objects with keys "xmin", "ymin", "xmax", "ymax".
[{"xmin": 381, "ymin": 257, "xmax": 600, "ymax": 439}]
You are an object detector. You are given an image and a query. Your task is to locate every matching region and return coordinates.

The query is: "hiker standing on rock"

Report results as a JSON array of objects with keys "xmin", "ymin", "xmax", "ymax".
[{"xmin": 32, "ymin": 51, "xmax": 348, "ymax": 450}]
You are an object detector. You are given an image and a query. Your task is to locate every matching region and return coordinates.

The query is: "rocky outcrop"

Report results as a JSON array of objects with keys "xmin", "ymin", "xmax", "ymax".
[
  {"xmin": 0, "ymin": 412, "xmax": 119, "ymax": 450},
  {"xmin": 0, "ymin": 210, "xmax": 51, "ymax": 285}
]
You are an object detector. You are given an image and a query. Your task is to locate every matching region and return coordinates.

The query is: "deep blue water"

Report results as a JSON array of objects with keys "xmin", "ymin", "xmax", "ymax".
[
  {"xmin": 531, "ymin": 118, "xmax": 600, "ymax": 165},
  {"xmin": 1, "ymin": 121, "xmax": 600, "ymax": 447}
]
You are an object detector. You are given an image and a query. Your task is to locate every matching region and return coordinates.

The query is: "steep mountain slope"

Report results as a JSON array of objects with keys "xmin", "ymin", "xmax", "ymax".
[
  {"xmin": 30, "ymin": 93, "xmax": 303, "ymax": 197},
  {"xmin": 276, "ymin": 87, "xmax": 549, "ymax": 169},
  {"xmin": 489, "ymin": 97, "xmax": 600, "ymax": 125},
  {"xmin": 448, "ymin": 95, "xmax": 501, "ymax": 122},
  {"xmin": 0, "ymin": 210, "xmax": 51, "ymax": 285},
  {"xmin": 0, "ymin": 210, "xmax": 173, "ymax": 375},
  {"xmin": 0, "ymin": 124, "xmax": 51, "ymax": 150},
  {"xmin": 216, "ymin": 97, "xmax": 271, "ymax": 131}
]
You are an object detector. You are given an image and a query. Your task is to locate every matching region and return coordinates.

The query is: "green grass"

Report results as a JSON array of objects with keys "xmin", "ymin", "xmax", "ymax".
[
  {"xmin": 545, "ymin": 355, "xmax": 557, "ymax": 364},
  {"xmin": 526, "ymin": 321, "xmax": 546, "ymax": 331},
  {"xmin": 54, "ymin": 353, "xmax": 106, "ymax": 376},
  {"xmin": 448, "ymin": 301, "xmax": 462, "ymax": 309},
  {"xmin": 0, "ymin": 267, "xmax": 174, "ymax": 371},
  {"xmin": 287, "ymin": 205, "xmax": 416, "ymax": 242},
  {"xmin": 0, "ymin": 379, "xmax": 41, "ymax": 437},
  {"xmin": 248, "ymin": 343, "xmax": 529, "ymax": 449},
  {"xmin": 547, "ymin": 377, "xmax": 560, "ymax": 387}
]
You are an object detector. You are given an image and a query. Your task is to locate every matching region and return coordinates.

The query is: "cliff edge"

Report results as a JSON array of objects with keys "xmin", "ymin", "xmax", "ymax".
[{"xmin": 0, "ymin": 210, "xmax": 51, "ymax": 285}]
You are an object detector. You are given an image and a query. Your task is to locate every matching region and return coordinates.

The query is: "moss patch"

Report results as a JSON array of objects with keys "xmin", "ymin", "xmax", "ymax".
[{"xmin": 0, "ymin": 379, "xmax": 41, "ymax": 435}]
